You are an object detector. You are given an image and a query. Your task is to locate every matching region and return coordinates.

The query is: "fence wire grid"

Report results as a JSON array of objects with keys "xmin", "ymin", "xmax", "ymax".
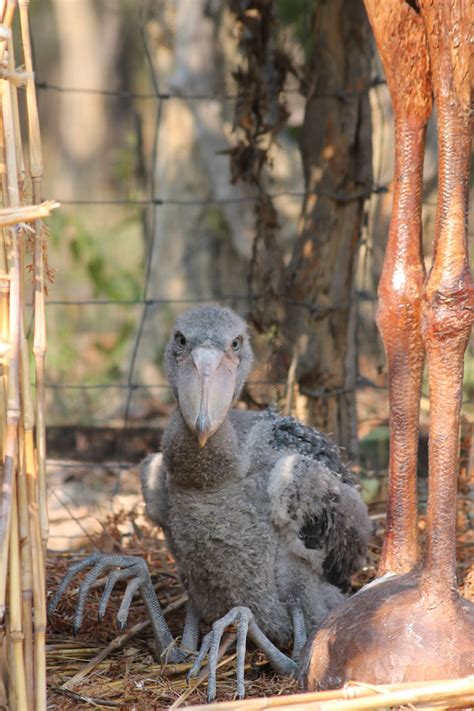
[{"xmin": 26, "ymin": 0, "xmax": 472, "ymax": 543}]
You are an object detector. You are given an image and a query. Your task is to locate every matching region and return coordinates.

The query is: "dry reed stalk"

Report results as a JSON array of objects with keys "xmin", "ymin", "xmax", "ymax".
[
  {"xmin": 25, "ymin": 430, "xmax": 47, "ymax": 711},
  {"xmin": 8, "ymin": 472, "xmax": 28, "ymax": 709},
  {"xmin": 18, "ymin": 0, "xmax": 49, "ymax": 556},
  {"xmin": 17, "ymin": 425, "xmax": 34, "ymax": 708},
  {"xmin": 2, "ymin": 72, "xmax": 27, "ymax": 708},
  {"xmin": 0, "ymin": 201, "xmax": 59, "ymax": 227},
  {"xmin": 0, "ymin": 6, "xmax": 50, "ymax": 707},
  {"xmin": 188, "ymin": 676, "xmax": 474, "ymax": 711},
  {"xmin": 6, "ymin": 34, "xmax": 24, "ymax": 188},
  {"xmin": 0, "ymin": 225, "xmax": 19, "ymax": 630},
  {"xmin": 2, "ymin": 0, "xmax": 15, "ymax": 29},
  {"xmin": 8, "ymin": 28, "xmax": 36, "ymax": 709},
  {"xmin": 0, "ymin": 209, "xmax": 10, "ymax": 711},
  {"xmin": 0, "ymin": 227, "xmax": 10, "ymax": 618},
  {"xmin": 0, "ymin": 232, "xmax": 8, "ymax": 458},
  {"xmin": 0, "ymin": 0, "xmax": 14, "ymax": 64},
  {"xmin": 17, "ymin": 3, "xmax": 49, "ymax": 708},
  {"xmin": 19, "ymin": 312, "xmax": 41, "ymax": 709}
]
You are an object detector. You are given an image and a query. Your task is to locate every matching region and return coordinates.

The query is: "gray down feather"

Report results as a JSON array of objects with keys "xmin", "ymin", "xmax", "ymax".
[{"xmin": 140, "ymin": 305, "xmax": 371, "ymax": 648}]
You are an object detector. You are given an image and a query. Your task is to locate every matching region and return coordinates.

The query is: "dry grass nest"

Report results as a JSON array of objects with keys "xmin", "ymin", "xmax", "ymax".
[{"xmin": 47, "ymin": 493, "xmax": 474, "ymax": 710}]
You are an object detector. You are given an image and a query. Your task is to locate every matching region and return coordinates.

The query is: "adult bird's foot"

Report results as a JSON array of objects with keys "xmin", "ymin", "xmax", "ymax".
[
  {"xmin": 187, "ymin": 606, "xmax": 296, "ymax": 702},
  {"xmin": 48, "ymin": 552, "xmax": 185, "ymax": 664}
]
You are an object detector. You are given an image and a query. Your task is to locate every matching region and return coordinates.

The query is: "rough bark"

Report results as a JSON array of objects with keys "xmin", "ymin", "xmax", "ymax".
[
  {"xmin": 133, "ymin": 1, "xmax": 254, "ymax": 388},
  {"xmin": 273, "ymin": 0, "xmax": 373, "ymax": 459}
]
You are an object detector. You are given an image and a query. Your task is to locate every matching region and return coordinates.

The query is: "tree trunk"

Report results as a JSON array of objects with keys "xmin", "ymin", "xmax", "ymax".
[
  {"xmin": 132, "ymin": 1, "xmax": 254, "ymax": 390},
  {"xmin": 50, "ymin": 0, "xmax": 120, "ymax": 199},
  {"xmin": 274, "ymin": 0, "xmax": 373, "ymax": 460}
]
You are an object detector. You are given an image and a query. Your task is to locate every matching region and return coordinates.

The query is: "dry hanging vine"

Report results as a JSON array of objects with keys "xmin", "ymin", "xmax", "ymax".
[{"xmin": 227, "ymin": 0, "xmax": 295, "ymax": 333}]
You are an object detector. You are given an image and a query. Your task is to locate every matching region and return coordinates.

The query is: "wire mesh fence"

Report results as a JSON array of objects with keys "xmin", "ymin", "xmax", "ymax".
[
  {"xmin": 28, "ymin": 0, "xmax": 472, "ymax": 546},
  {"xmin": 22, "ymin": 2, "xmax": 473, "ymax": 708}
]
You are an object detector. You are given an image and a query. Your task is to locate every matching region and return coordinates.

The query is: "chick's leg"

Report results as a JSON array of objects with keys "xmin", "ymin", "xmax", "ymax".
[
  {"xmin": 291, "ymin": 605, "xmax": 306, "ymax": 662},
  {"xmin": 180, "ymin": 598, "xmax": 200, "ymax": 653},
  {"xmin": 188, "ymin": 606, "xmax": 297, "ymax": 702},
  {"xmin": 48, "ymin": 552, "xmax": 184, "ymax": 663}
]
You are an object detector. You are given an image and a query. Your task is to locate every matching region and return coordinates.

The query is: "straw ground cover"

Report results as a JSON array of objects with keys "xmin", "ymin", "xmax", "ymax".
[{"xmin": 46, "ymin": 471, "xmax": 473, "ymax": 710}]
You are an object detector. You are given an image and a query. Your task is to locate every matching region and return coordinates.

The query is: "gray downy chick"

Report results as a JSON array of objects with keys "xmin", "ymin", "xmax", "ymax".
[
  {"xmin": 141, "ymin": 305, "xmax": 372, "ymax": 700},
  {"xmin": 49, "ymin": 305, "xmax": 371, "ymax": 702}
]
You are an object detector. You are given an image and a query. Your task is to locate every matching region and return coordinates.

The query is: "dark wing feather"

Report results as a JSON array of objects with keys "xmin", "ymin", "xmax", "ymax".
[
  {"xmin": 299, "ymin": 492, "xmax": 367, "ymax": 591},
  {"xmin": 270, "ymin": 413, "xmax": 354, "ymax": 484},
  {"xmin": 268, "ymin": 452, "xmax": 370, "ymax": 591}
]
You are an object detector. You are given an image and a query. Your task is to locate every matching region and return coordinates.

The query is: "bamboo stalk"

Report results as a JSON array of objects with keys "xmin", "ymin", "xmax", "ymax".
[
  {"xmin": 1, "ymin": 78, "xmax": 19, "ymax": 206},
  {"xmin": 0, "ymin": 200, "xmax": 59, "ymax": 227},
  {"xmin": 0, "ymin": 224, "xmax": 19, "ymax": 650},
  {"xmin": 0, "ymin": 230, "xmax": 9, "ymax": 614},
  {"xmin": 25, "ymin": 429, "xmax": 46, "ymax": 711},
  {"xmin": 19, "ymin": 311, "xmax": 37, "ymax": 710},
  {"xmin": 0, "ymin": 423, "xmax": 14, "ymax": 623},
  {"xmin": 0, "ymin": 233, "xmax": 7, "ymax": 461},
  {"xmin": 1, "ymin": 14, "xmax": 45, "ymax": 707},
  {"xmin": 0, "ymin": 0, "xmax": 14, "ymax": 64},
  {"xmin": 187, "ymin": 677, "xmax": 474, "ymax": 711},
  {"xmin": 29, "ymin": 180, "xmax": 47, "ymax": 552},
  {"xmin": 18, "ymin": 1, "xmax": 41, "ymax": 180},
  {"xmin": 7, "ymin": 29, "xmax": 34, "ymax": 710},
  {"xmin": 0, "ymin": 4, "xmax": 50, "ymax": 709},
  {"xmin": 4, "ymin": 222, "xmax": 23, "ymax": 710},
  {"xmin": 6, "ymin": 34, "xmax": 24, "ymax": 187},
  {"xmin": 16, "ymin": 5, "xmax": 49, "ymax": 708},
  {"xmin": 8, "ymin": 472, "xmax": 28, "ymax": 710},
  {"xmin": 17, "ymin": 425, "xmax": 33, "ymax": 709},
  {"xmin": 18, "ymin": 0, "xmax": 48, "ymax": 555},
  {"xmin": 2, "ymin": 0, "xmax": 15, "ymax": 29},
  {"xmin": 1, "ymin": 219, "xmax": 22, "ymax": 705}
]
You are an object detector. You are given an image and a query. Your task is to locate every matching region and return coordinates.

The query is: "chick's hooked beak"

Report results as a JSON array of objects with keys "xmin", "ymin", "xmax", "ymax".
[{"xmin": 178, "ymin": 347, "xmax": 238, "ymax": 447}]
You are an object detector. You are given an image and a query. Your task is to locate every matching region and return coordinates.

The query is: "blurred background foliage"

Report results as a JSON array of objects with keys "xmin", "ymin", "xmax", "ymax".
[{"xmin": 22, "ymin": 0, "xmax": 472, "ymax": 477}]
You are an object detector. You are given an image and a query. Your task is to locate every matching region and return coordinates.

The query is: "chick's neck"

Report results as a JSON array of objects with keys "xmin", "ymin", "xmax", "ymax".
[{"xmin": 162, "ymin": 409, "xmax": 241, "ymax": 489}]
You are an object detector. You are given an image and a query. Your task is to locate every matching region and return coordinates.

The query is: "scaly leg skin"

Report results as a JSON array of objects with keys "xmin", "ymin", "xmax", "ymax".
[
  {"xmin": 291, "ymin": 606, "xmax": 306, "ymax": 662},
  {"xmin": 188, "ymin": 606, "xmax": 297, "ymax": 702},
  {"xmin": 180, "ymin": 598, "xmax": 200, "ymax": 654},
  {"xmin": 363, "ymin": 0, "xmax": 432, "ymax": 577},
  {"xmin": 48, "ymin": 552, "xmax": 185, "ymax": 664},
  {"xmin": 418, "ymin": 0, "xmax": 474, "ymax": 598}
]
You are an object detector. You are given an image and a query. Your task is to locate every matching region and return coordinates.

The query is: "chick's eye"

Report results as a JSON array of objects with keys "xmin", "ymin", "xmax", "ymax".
[
  {"xmin": 175, "ymin": 332, "xmax": 186, "ymax": 349},
  {"xmin": 231, "ymin": 337, "xmax": 242, "ymax": 352}
]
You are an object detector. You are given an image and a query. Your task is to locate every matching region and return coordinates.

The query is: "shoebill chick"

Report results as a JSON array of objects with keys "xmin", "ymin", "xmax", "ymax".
[{"xmin": 49, "ymin": 305, "xmax": 371, "ymax": 701}]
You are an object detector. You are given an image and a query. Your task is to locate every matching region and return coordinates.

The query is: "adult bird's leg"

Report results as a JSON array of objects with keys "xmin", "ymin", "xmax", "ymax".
[
  {"xmin": 299, "ymin": 0, "xmax": 474, "ymax": 689},
  {"xmin": 418, "ymin": 0, "xmax": 473, "ymax": 598},
  {"xmin": 188, "ymin": 606, "xmax": 297, "ymax": 702},
  {"xmin": 48, "ymin": 553, "xmax": 185, "ymax": 663},
  {"xmin": 363, "ymin": 0, "xmax": 432, "ymax": 575}
]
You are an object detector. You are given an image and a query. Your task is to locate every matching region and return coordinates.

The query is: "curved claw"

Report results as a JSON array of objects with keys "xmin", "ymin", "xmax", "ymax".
[
  {"xmin": 48, "ymin": 552, "xmax": 101, "ymax": 616},
  {"xmin": 235, "ymin": 612, "xmax": 250, "ymax": 699},
  {"xmin": 187, "ymin": 631, "xmax": 212, "ymax": 682},
  {"xmin": 49, "ymin": 553, "xmax": 150, "ymax": 635},
  {"xmin": 188, "ymin": 606, "xmax": 253, "ymax": 703},
  {"xmin": 49, "ymin": 552, "xmax": 178, "ymax": 663},
  {"xmin": 188, "ymin": 605, "xmax": 298, "ymax": 701},
  {"xmin": 117, "ymin": 576, "xmax": 142, "ymax": 629},
  {"xmin": 98, "ymin": 564, "xmax": 142, "ymax": 621},
  {"xmin": 74, "ymin": 557, "xmax": 116, "ymax": 634}
]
